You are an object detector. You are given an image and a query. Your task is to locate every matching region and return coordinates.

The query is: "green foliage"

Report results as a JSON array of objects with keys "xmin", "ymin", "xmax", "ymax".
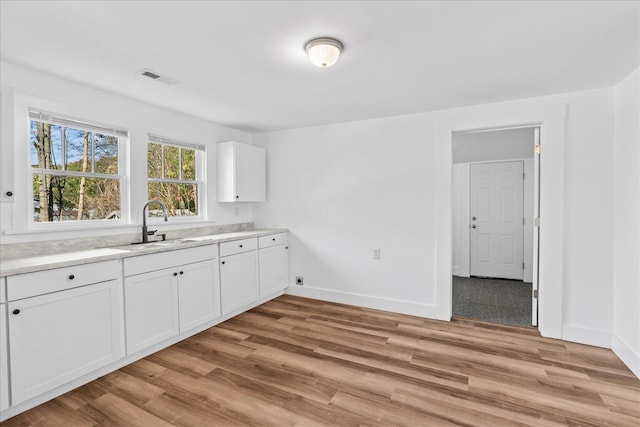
[
  {"xmin": 30, "ymin": 120, "xmax": 201, "ymax": 222},
  {"xmin": 147, "ymin": 142, "xmax": 199, "ymax": 217},
  {"xmin": 31, "ymin": 120, "xmax": 120, "ymax": 222}
]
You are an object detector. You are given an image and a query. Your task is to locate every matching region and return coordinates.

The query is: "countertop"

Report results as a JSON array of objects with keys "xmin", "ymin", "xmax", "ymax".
[{"xmin": 0, "ymin": 228, "xmax": 287, "ymax": 277}]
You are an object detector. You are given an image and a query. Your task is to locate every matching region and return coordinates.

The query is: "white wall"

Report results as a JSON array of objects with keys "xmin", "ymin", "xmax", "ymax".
[
  {"xmin": 254, "ymin": 87, "xmax": 617, "ymax": 349},
  {"xmin": 612, "ymin": 67, "xmax": 640, "ymax": 377},
  {"xmin": 452, "ymin": 127, "xmax": 534, "ymax": 163},
  {"xmin": 452, "ymin": 163, "xmax": 470, "ymax": 278},
  {"xmin": 561, "ymin": 89, "xmax": 615, "ymax": 344},
  {"xmin": 0, "ymin": 62, "xmax": 255, "ymax": 244},
  {"xmin": 254, "ymin": 114, "xmax": 439, "ymax": 316}
]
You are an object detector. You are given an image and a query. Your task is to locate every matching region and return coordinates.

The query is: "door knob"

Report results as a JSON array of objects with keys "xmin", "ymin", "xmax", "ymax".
[
  {"xmin": 472, "ymin": 216, "xmax": 477, "ymax": 221},
  {"xmin": 471, "ymin": 224, "xmax": 477, "ymax": 229}
]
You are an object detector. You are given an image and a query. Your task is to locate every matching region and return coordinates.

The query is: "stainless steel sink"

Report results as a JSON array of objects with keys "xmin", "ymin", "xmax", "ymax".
[
  {"xmin": 128, "ymin": 239, "xmax": 187, "ymax": 249},
  {"xmin": 183, "ymin": 235, "xmax": 221, "ymax": 242}
]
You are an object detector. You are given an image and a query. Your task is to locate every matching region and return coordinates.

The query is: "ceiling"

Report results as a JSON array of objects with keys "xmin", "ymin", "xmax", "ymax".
[{"xmin": 1, "ymin": 1, "xmax": 638, "ymax": 133}]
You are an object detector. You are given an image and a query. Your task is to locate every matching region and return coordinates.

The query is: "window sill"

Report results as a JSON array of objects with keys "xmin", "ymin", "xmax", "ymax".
[
  {"xmin": 3, "ymin": 222, "xmax": 139, "ymax": 236},
  {"xmin": 3, "ymin": 219, "xmax": 221, "ymax": 237}
]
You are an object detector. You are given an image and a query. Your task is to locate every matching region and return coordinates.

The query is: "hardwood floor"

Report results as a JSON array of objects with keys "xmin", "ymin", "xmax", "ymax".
[{"xmin": 3, "ymin": 295, "xmax": 639, "ymax": 426}]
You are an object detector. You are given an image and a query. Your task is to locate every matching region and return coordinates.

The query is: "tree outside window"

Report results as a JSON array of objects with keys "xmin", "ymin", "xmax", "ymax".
[
  {"xmin": 147, "ymin": 138, "xmax": 204, "ymax": 217},
  {"xmin": 30, "ymin": 116, "xmax": 123, "ymax": 223}
]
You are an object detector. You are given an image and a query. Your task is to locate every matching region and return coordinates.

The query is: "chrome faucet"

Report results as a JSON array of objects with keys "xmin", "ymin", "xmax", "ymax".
[{"xmin": 142, "ymin": 199, "xmax": 168, "ymax": 243}]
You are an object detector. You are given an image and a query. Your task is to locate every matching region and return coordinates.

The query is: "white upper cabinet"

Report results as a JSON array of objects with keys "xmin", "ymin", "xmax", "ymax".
[{"xmin": 217, "ymin": 141, "xmax": 265, "ymax": 202}]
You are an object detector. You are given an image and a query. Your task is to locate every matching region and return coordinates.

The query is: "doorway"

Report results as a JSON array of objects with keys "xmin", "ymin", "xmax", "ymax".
[{"xmin": 451, "ymin": 127, "xmax": 539, "ymax": 328}]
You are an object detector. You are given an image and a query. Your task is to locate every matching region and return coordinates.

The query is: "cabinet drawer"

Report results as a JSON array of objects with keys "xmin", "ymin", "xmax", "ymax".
[
  {"xmin": 219, "ymin": 237, "xmax": 258, "ymax": 257},
  {"xmin": 7, "ymin": 260, "xmax": 120, "ymax": 301},
  {"xmin": 258, "ymin": 233, "xmax": 288, "ymax": 249},
  {"xmin": 124, "ymin": 244, "xmax": 218, "ymax": 277}
]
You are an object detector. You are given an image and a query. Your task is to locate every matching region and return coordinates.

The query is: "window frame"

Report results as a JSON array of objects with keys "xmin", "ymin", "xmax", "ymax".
[
  {"xmin": 26, "ymin": 109, "xmax": 129, "ymax": 229},
  {"xmin": 146, "ymin": 134, "xmax": 206, "ymax": 222}
]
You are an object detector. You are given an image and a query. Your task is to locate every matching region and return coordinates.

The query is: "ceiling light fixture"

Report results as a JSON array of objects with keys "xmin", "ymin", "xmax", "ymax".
[{"xmin": 305, "ymin": 37, "xmax": 343, "ymax": 68}]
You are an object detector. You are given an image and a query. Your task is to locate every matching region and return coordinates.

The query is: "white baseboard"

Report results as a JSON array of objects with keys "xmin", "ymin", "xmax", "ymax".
[
  {"xmin": 285, "ymin": 285, "xmax": 445, "ymax": 320},
  {"xmin": 561, "ymin": 324, "xmax": 611, "ymax": 348},
  {"xmin": 611, "ymin": 333, "xmax": 640, "ymax": 379}
]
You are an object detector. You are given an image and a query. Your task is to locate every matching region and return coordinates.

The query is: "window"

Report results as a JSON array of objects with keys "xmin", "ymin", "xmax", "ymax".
[
  {"xmin": 29, "ymin": 110, "xmax": 126, "ymax": 223},
  {"xmin": 147, "ymin": 135, "xmax": 205, "ymax": 218}
]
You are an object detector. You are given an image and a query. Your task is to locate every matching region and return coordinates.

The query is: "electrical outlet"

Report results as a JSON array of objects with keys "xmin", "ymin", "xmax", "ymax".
[
  {"xmin": 295, "ymin": 276, "xmax": 304, "ymax": 286},
  {"xmin": 373, "ymin": 249, "xmax": 381, "ymax": 259}
]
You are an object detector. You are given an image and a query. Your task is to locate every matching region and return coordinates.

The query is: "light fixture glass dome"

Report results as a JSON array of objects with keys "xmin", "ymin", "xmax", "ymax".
[{"xmin": 305, "ymin": 38, "xmax": 343, "ymax": 68}]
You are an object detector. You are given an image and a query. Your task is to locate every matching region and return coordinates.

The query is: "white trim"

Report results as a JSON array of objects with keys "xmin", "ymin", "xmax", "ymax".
[
  {"xmin": 612, "ymin": 333, "xmax": 640, "ymax": 379},
  {"xmin": 285, "ymin": 285, "xmax": 441, "ymax": 319},
  {"xmin": 147, "ymin": 133, "xmax": 205, "ymax": 152},
  {"xmin": 561, "ymin": 324, "xmax": 611, "ymax": 348},
  {"xmin": 434, "ymin": 103, "xmax": 567, "ymax": 337},
  {"xmin": 28, "ymin": 108, "xmax": 128, "ymax": 138}
]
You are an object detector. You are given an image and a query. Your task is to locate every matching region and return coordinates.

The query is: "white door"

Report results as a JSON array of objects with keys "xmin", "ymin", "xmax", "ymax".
[
  {"xmin": 8, "ymin": 280, "xmax": 124, "ymax": 405},
  {"xmin": 220, "ymin": 251, "xmax": 259, "ymax": 315},
  {"xmin": 124, "ymin": 268, "xmax": 179, "ymax": 355},
  {"xmin": 259, "ymin": 244, "xmax": 289, "ymax": 297},
  {"xmin": 470, "ymin": 161, "xmax": 524, "ymax": 280},
  {"xmin": 178, "ymin": 259, "xmax": 220, "ymax": 333}
]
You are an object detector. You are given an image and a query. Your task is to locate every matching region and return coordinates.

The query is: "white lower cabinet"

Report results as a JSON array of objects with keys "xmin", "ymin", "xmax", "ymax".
[
  {"xmin": 177, "ymin": 260, "xmax": 220, "ymax": 333},
  {"xmin": 0, "ymin": 303, "xmax": 9, "ymax": 412},
  {"xmin": 259, "ymin": 244, "xmax": 289, "ymax": 297},
  {"xmin": 124, "ymin": 268, "xmax": 180, "ymax": 355},
  {"xmin": 220, "ymin": 251, "xmax": 259, "ymax": 315},
  {"xmin": 0, "ymin": 233, "xmax": 285, "ymax": 417},
  {"xmin": 123, "ymin": 246, "xmax": 220, "ymax": 355},
  {"xmin": 8, "ymin": 279, "xmax": 124, "ymax": 405}
]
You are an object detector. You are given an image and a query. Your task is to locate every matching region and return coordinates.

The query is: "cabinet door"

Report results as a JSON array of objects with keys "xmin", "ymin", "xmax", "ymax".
[
  {"xmin": 0, "ymin": 303, "xmax": 9, "ymax": 411},
  {"xmin": 235, "ymin": 143, "xmax": 265, "ymax": 202},
  {"xmin": 220, "ymin": 251, "xmax": 259, "ymax": 315},
  {"xmin": 259, "ymin": 244, "xmax": 288, "ymax": 297},
  {"xmin": 8, "ymin": 279, "xmax": 124, "ymax": 405},
  {"xmin": 178, "ymin": 260, "xmax": 220, "ymax": 333},
  {"xmin": 124, "ymin": 268, "xmax": 179, "ymax": 355}
]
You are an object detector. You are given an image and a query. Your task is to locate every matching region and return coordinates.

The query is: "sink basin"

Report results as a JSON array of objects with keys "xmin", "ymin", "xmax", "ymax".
[
  {"xmin": 183, "ymin": 235, "xmax": 221, "ymax": 242},
  {"xmin": 128, "ymin": 239, "xmax": 187, "ymax": 249}
]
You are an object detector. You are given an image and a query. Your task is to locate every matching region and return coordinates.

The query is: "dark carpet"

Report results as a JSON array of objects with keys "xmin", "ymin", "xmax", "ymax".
[{"xmin": 452, "ymin": 276, "xmax": 534, "ymax": 328}]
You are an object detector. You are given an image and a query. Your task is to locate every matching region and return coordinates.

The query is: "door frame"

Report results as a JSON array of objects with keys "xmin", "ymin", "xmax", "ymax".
[{"xmin": 434, "ymin": 103, "xmax": 566, "ymax": 340}]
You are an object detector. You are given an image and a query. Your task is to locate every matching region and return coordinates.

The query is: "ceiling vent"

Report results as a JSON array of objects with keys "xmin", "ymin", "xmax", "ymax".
[{"xmin": 136, "ymin": 68, "xmax": 178, "ymax": 85}]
